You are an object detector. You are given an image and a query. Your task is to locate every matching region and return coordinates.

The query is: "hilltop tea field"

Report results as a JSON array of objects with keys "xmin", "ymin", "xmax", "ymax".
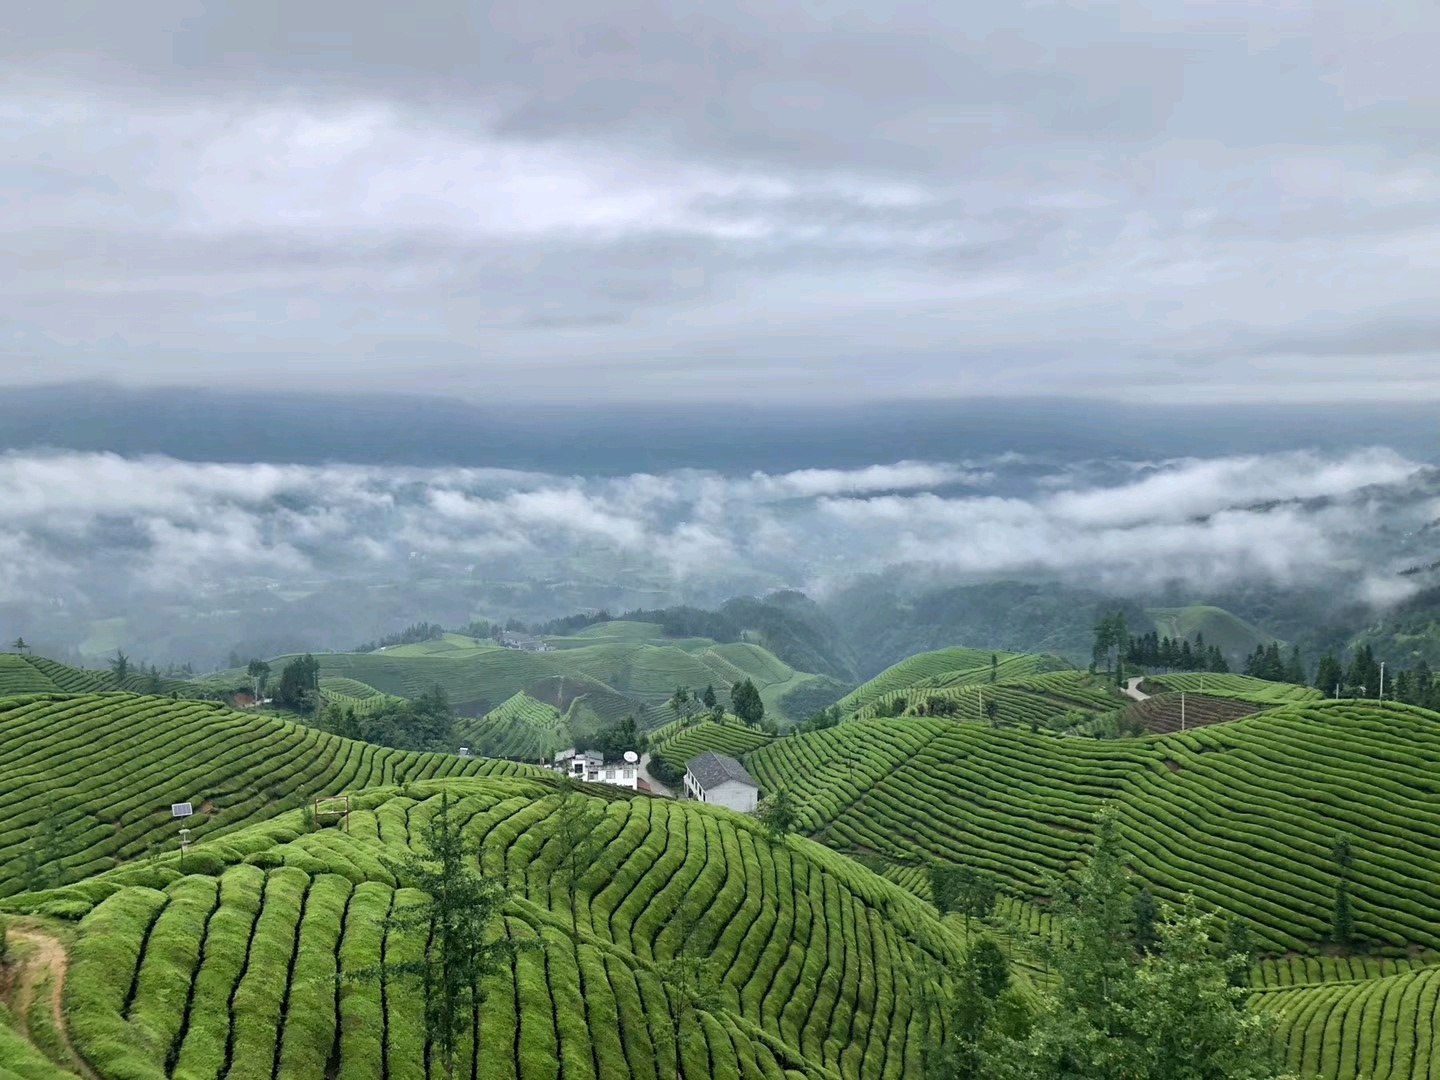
[
  {"xmin": 2, "ymin": 775, "xmax": 964, "ymax": 1080},
  {"xmin": 6, "ymin": 637, "xmax": 1440, "ymax": 1079}
]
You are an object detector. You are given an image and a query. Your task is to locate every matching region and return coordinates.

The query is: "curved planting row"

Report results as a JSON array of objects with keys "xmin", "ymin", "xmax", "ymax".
[
  {"xmin": 455, "ymin": 693, "xmax": 565, "ymax": 760},
  {"xmin": 0, "ymin": 653, "xmax": 200, "ymax": 698},
  {"xmin": 1150, "ymin": 672, "xmax": 1321, "ymax": 704},
  {"xmin": 650, "ymin": 721, "xmax": 773, "ymax": 776},
  {"xmin": 1254, "ymin": 964, "xmax": 1440, "ymax": 1079},
  {"xmin": 835, "ymin": 649, "xmax": 1037, "ymax": 715},
  {"xmin": 47, "ymin": 778, "xmax": 963, "ymax": 1080},
  {"xmin": 1118, "ymin": 693, "xmax": 1262, "ymax": 734},
  {"xmin": 752, "ymin": 702, "xmax": 1440, "ymax": 954},
  {"xmin": 850, "ymin": 682, "xmax": 1107, "ymax": 728},
  {"xmin": 0, "ymin": 693, "xmax": 538, "ymax": 898}
]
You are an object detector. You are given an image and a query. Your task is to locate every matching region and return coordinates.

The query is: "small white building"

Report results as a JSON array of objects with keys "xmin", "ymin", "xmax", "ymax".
[
  {"xmin": 549, "ymin": 748, "xmax": 641, "ymax": 790},
  {"xmin": 684, "ymin": 751, "xmax": 760, "ymax": 812}
]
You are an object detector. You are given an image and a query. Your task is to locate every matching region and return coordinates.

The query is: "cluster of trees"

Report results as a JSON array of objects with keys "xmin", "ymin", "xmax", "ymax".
[
  {"xmin": 318, "ymin": 685, "xmax": 455, "ymax": 752},
  {"xmin": 354, "ymin": 622, "xmax": 447, "ymax": 652},
  {"xmin": 930, "ymin": 807, "xmax": 1279, "ymax": 1080},
  {"xmin": 1313, "ymin": 646, "xmax": 1438, "ymax": 705},
  {"xmin": 667, "ymin": 684, "xmax": 718, "ymax": 722},
  {"xmin": 1090, "ymin": 613, "xmax": 1128, "ymax": 683},
  {"xmin": 797, "ymin": 704, "xmax": 845, "ymax": 733},
  {"xmin": 1125, "ymin": 631, "xmax": 1230, "ymax": 673},
  {"xmin": 571, "ymin": 714, "xmax": 644, "ymax": 758},
  {"xmin": 929, "ymin": 864, "xmax": 999, "ymax": 931},
  {"xmin": 1242, "ymin": 642, "xmax": 1307, "ymax": 683},
  {"xmin": 274, "ymin": 654, "xmax": 321, "ymax": 712}
]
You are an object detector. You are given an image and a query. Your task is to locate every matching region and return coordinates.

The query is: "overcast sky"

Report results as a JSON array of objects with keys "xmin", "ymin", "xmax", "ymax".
[{"xmin": 1, "ymin": 0, "xmax": 1437, "ymax": 403}]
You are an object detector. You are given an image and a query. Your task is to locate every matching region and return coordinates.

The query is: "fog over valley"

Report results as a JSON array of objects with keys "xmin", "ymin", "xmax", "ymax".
[{"xmin": 1, "ymin": 440, "xmax": 1434, "ymax": 669}]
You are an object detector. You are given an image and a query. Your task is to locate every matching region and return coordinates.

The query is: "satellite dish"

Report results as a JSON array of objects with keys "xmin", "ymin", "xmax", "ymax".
[{"xmin": 623, "ymin": 750, "xmax": 639, "ymax": 764}]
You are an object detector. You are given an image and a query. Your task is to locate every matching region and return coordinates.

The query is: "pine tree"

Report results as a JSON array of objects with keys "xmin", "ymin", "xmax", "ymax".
[
  {"xmin": 349, "ymin": 792, "xmax": 521, "ymax": 1079},
  {"xmin": 1315, "ymin": 653, "xmax": 1344, "ymax": 696}
]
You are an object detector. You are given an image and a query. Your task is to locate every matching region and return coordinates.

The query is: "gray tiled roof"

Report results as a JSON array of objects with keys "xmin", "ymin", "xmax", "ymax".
[{"xmin": 685, "ymin": 750, "xmax": 757, "ymax": 790}]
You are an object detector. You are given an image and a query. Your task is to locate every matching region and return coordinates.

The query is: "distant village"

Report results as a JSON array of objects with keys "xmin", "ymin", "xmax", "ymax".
[{"xmin": 498, "ymin": 630, "xmax": 554, "ymax": 652}]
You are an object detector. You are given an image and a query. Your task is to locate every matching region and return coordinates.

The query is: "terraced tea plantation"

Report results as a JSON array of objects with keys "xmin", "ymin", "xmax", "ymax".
[
  {"xmin": 751, "ymin": 700, "xmax": 1440, "ymax": 955},
  {"xmin": 648, "ymin": 718, "xmax": 773, "ymax": 776},
  {"xmin": 0, "ymin": 692, "xmax": 536, "ymax": 897},
  {"xmin": 0, "ymin": 653, "xmax": 201, "ymax": 698},
  {"xmin": 835, "ymin": 647, "xmax": 1076, "ymax": 716},
  {"xmin": 456, "ymin": 691, "xmax": 567, "ymax": 760},
  {"xmin": 6, "ymin": 778, "xmax": 963, "ymax": 1080},
  {"xmin": 240, "ymin": 630, "xmax": 832, "ymax": 730},
  {"xmin": 1118, "ymin": 691, "xmax": 1263, "ymax": 733}
]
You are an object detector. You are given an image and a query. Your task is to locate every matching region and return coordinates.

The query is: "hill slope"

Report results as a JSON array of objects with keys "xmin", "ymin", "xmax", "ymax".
[
  {"xmin": 0, "ymin": 692, "xmax": 537, "ymax": 898},
  {"xmin": 253, "ymin": 633, "xmax": 830, "ymax": 730},
  {"xmin": 0, "ymin": 654, "xmax": 202, "ymax": 698},
  {"xmin": 748, "ymin": 700, "xmax": 1440, "ymax": 955},
  {"xmin": 5, "ymin": 777, "xmax": 964, "ymax": 1080}
]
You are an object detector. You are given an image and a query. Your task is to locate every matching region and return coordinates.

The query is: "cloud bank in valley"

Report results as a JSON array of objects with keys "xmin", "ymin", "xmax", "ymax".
[{"xmin": 0, "ymin": 449, "xmax": 1430, "ymax": 623}]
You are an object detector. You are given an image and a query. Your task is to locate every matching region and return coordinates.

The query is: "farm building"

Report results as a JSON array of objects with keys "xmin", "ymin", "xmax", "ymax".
[
  {"xmin": 549, "ymin": 748, "xmax": 641, "ymax": 790},
  {"xmin": 684, "ymin": 750, "xmax": 759, "ymax": 812}
]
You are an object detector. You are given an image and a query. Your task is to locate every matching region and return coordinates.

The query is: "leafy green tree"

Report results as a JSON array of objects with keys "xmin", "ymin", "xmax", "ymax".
[
  {"xmin": 11, "ymin": 637, "xmax": 28, "ymax": 654},
  {"xmin": 758, "ymin": 787, "xmax": 799, "ymax": 839},
  {"xmin": 931, "ymin": 936, "xmax": 1018, "ymax": 1080},
  {"xmin": 730, "ymin": 678, "xmax": 765, "ymax": 727},
  {"xmin": 1128, "ymin": 902, "xmax": 1278, "ymax": 1080},
  {"xmin": 990, "ymin": 653, "xmax": 999, "ymax": 683},
  {"xmin": 246, "ymin": 658, "xmax": 271, "ymax": 699},
  {"xmin": 1224, "ymin": 918, "xmax": 1254, "ymax": 990},
  {"xmin": 932, "ymin": 864, "xmax": 999, "ymax": 932},
  {"xmin": 702, "ymin": 684, "xmax": 717, "ymax": 709},
  {"xmin": 275, "ymin": 654, "xmax": 321, "ymax": 712},
  {"xmin": 358, "ymin": 686, "xmax": 455, "ymax": 752},
  {"xmin": 984, "ymin": 697, "xmax": 1000, "ymax": 727},
  {"xmin": 1132, "ymin": 886, "xmax": 1159, "ymax": 954},
  {"xmin": 349, "ymin": 791, "xmax": 519, "ymax": 1080},
  {"xmin": 985, "ymin": 807, "xmax": 1281, "ymax": 1080},
  {"xmin": 1283, "ymin": 646, "xmax": 1306, "ymax": 686},
  {"xmin": 668, "ymin": 685, "xmax": 693, "ymax": 722}
]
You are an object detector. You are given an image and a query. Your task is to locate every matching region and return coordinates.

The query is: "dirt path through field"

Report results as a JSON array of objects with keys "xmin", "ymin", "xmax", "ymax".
[
  {"xmin": 1124, "ymin": 677, "xmax": 1151, "ymax": 702},
  {"xmin": 8, "ymin": 927, "xmax": 97, "ymax": 1080}
]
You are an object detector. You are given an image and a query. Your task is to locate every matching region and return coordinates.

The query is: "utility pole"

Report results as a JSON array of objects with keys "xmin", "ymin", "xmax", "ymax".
[
  {"xmin": 1380, "ymin": 662, "xmax": 1386, "ymax": 701},
  {"xmin": 1181, "ymin": 692, "xmax": 1186, "ymax": 732}
]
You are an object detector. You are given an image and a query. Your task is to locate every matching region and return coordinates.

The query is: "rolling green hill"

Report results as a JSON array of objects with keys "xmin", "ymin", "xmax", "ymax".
[
  {"xmin": 0, "ymin": 654, "xmax": 203, "ymax": 699},
  {"xmin": 3, "ymin": 776, "xmax": 964, "ymax": 1080},
  {"xmin": 748, "ymin": 699, "xmax": 1440, "ymax": 957},
  {"xmin": 1146, "ymin": 604, "xmax": 1279, "ymax": 660},
  {"xmin": 0, "ymin": 692, "xmax": 537, "ymax": 899},
  {"xmin": 834, "ymin": 647, "xmax": 1076, "ymax": 717},
  {"xmin": 230, "ymin": 633, "xmax": 832, "ymax": 765}
]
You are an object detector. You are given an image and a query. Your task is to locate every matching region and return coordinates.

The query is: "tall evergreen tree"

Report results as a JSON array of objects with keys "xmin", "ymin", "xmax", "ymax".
[
  {"xmin": 1315, "ymin": 653, "xmax": 1345, "ymax": 697},
  {"xmin": 730, "ymin": 679, "xmax": 765, "ymax": 727},
  {"xmin": 349, "ymin": 792, "xmax": 520, "ymax": 1079}
]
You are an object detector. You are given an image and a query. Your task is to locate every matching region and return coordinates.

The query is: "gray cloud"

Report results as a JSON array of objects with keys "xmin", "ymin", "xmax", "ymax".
[
  {"xmin": 1, "ymin": 2, "xmax": 1438, "ymax": 400},
  {"xmin": 0, "ymin": 449, "xmax": 1429, "ymax": 630}
]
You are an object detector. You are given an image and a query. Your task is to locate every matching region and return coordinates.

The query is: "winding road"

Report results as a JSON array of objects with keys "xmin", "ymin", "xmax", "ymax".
[{"xmin": 1123, "ymin": 677, "xmax": 1152, "ymax": 703}]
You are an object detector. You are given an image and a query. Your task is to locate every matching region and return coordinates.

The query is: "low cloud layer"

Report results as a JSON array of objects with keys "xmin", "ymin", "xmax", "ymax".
[{"xmin": 0, "ymin": 448, "xmax": 1432, "ymax": 661}]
